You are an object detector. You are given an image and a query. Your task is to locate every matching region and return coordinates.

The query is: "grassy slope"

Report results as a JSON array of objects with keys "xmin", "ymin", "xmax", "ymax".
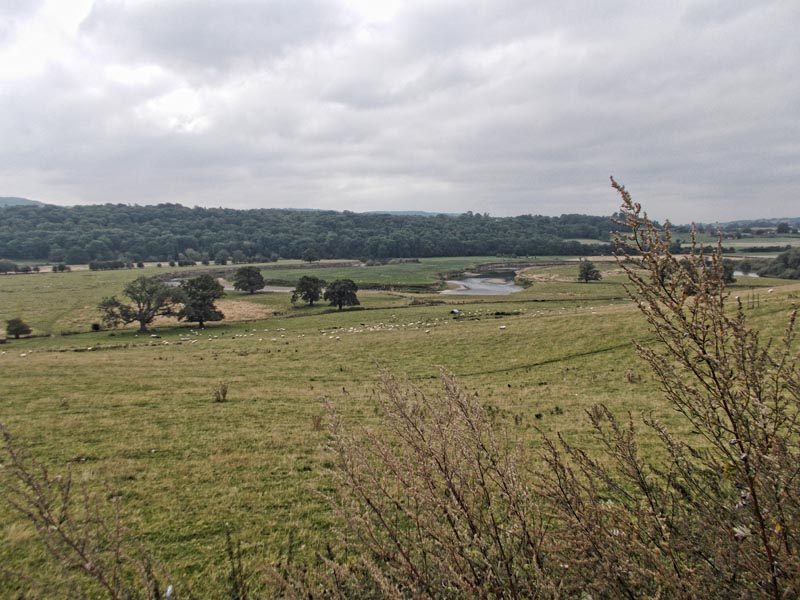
[
  {"xmin": 0, "ymin": 258, "xmax": 507, "ymax": 336},
  {"xmin": 1, "ymin": 261, "xmax": 797, "ymax": 594}
]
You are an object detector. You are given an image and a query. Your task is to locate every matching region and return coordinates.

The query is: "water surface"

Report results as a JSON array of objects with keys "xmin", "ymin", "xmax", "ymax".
[{"xmin": 441, "ymin": 271, "xmax": 524, "ymax": 295}]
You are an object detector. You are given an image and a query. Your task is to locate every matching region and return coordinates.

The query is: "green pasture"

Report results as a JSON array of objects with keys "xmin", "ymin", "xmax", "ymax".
[
  {"xmin": 690, "ymin": 232, "xmax": 800, "ymax": 249},
  {"xmin": 1, "ymin": 259, "xmax": 799, "ymax": 595},
  {"xmin": 0, "ymin": 257, "xmax": 620, "ymax": 336},
  {"xmin": 253, "ymin": 256, "xmax": 516, "ymax": 289}
]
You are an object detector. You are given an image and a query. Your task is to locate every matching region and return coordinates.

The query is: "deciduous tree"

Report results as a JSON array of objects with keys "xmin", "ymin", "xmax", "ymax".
[
  {"xmin": 98, "ymin": 276, "xmax": 183, "ymax": 332},
  {"xmin": 178, "ymin": 274, "xmax": 224, "ymax": 328},
  {"xmin": 291, "ymin": 276, "xmax": 325, "ymax": 306},
  {"xmin": 6, "ymin": 317, "xmax": 31, "ymax": 339},
  {"xmin": 323, "ymin": 279, "xmax": 359, "ymax": 310},
  {"xmin": 232, "ymin": 266, "xmax": 264, "ymax": 294},
  {"xmin": 577, "ymin": 258, "xmax": 602, "ymax": 282},
  {"xmin": 301, "ymin": 248, "xmax": 320, "ymax": 263}
]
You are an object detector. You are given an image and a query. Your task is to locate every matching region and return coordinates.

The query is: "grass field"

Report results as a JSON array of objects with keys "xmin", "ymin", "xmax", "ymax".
[
  {"xmin": 1, "ymin": 259, "xmax": 798, "ymax": 595},
  {"xmin": 690, "ymin": 232, "xmax": 800, "ymax": 249},
  {"xmin": 253, "ymin": 256, "xmax": 532, "ymax": 290}
]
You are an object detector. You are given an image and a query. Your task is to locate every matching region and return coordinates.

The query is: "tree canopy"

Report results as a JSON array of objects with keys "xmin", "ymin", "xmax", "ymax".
[
  {"xmin": 752, "ymin": 247, "xmax": 800, "ymax": 279},
  {"xmin": 178, "ymin": 274, "xmax": 224, "ymax": 328},
  {"xmin": 324, "ymin": 279, "xmax": 360, "ymax": 310},
  {"xmin": 98, "ymin": 276, "xmax": 183, "ymax": 332},
  {"xmin": 291, "ymin": 275, "xmax": 325, "ymax": 306},
  {"xmin": 232, "ymin": 267, "xmax": 265, "ymax": 294},
  {"xmin": 577, "ymin": 259, "xmax": 602, "ymax": 283},
  {"xmin": 6, "ymin": 317, "xmax": 31, "ymax": 339},
  {"xmin": 0, "ymin": 203, "xmax": 616, "ymax": 263}
]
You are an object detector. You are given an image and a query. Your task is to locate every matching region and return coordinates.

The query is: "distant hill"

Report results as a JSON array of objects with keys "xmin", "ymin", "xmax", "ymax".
[
  {"xmin": 714, "ymin": 217, "xmax": 800, "ymax": 228},
  {"xmin": 363, "ymin": 210, "xmax": 452, "ymax": 217},
  {"xmin": 0, "ymin": 196, "xmax": 45, "ymax": 207},
  {"xmin": 0, "ymin": 202, "xmax": 616, "ymax": 261}
]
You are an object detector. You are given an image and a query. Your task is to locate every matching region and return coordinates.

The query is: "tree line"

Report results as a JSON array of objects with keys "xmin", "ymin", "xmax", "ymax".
[
  {"xmin": 0, "ymin": 203, "xmax": 615, "ymax": 263},
  {"xmin": 739, "ymin": 246, "xmax": 800, "ymax": 279}
]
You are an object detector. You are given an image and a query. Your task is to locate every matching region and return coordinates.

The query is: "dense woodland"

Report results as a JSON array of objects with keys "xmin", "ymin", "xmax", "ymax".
[
  {"xmin": 742, "ymin": 246, "xmax": 800, "ymax": 279},
  {"xmin": 0, "ymin": 203, "xmax": 616, "ymax": 262}
]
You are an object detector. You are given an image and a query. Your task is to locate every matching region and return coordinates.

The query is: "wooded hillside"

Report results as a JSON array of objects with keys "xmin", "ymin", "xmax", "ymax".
[{"xmin": 0, "ymin": 203, "xmax": 614, "ymax": 262}]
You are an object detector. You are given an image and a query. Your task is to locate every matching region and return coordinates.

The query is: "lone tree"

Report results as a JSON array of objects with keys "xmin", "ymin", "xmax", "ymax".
[
  {"xmin": 214, "ymin": 250, "xmax": 229, "ymax": 266},
  {"xmin": 324, "ymin": 279, "xmax": 359, "ymax": 310},
  {"xmin": 577, "ymin": 259, "xmax": 602, "ymax": 283},
  {"xmin": 6, "ymin": 318, "xmax": 31, "ymax": 339},
  {"xmin": 291, "ymin": 275, "xmax": 326, "ymax": 306},
  {"xmin": 232, "ymin": 266, "xmax": 264, "ymax": 294},
  {"xmin": 302, "ymin": 248, "xmax": 320, "ymax": 263},
  {"xmin": 98, "ymin": 276, "xmax": 183, "ymax": 332},
  {"xmin": 178, "ymin": 274, "xmax": 224, "ymax": 328}
]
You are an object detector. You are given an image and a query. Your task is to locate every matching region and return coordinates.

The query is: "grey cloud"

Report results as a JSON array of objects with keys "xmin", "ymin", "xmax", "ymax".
[
  {"xmin": 0, "ymin": 0, "xmax": 44, "ymax": 18},
  {"xmin": 681, "ymin": 0, "xmax": 771, "ymax": 28},
  {"xmin": 0, "ymin": 1, "xmax": 798, "ymax": 222},
  {"xmin": 0, "ymin": 0, "xmax": 44, "ymax": 43},
  {"xmin": 79, "ymin": 0, "xmax": 353, "ymax": 78}
]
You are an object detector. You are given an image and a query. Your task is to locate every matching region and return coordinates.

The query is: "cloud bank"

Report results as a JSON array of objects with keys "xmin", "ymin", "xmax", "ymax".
[{"xmin": 0, "ymin": 0, "xmax": 797, "ymax": 222}]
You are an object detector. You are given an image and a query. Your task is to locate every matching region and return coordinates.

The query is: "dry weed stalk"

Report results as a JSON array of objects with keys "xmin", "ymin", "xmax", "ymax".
[
  {"xmin": 538, "ymin": 179, "xmax": 800, "ymax": 599},
  {"xmin": 0, "ymin": 425, "xmax": 176, "ymax": 599},
  {"xmin": 214, "ymin": 381, "xmax": 229, "ymax": 402},
  {"xmin": 329, "ymin": 369, "xmax": 554, "ymax": 599},
  {"xmin": 329, "ymin": 180, "xmax": 800, "ymax": 599}
]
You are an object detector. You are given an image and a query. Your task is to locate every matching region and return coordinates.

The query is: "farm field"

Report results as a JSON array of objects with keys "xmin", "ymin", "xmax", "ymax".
[
  {"xmin": 1, "ymin": 259, "xmax": 798, "ymax": 595},
  {"xmin": 691, "ymin": 232, "xmax": 800, "ymax": 250},
  {"xmin": 253, "ymin": 256, "xmax": 555, "ymax": 290}
]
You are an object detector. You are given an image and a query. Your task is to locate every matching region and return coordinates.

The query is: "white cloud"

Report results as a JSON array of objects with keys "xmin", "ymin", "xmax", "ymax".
[{"xmin": 0, "ymin": 0, "xmax": 798, "ymax": 222}]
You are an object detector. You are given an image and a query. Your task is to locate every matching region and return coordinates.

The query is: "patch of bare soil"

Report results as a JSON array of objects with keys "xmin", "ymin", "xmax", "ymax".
[
  {"xmin": 149, "ymin": 299, "xmax": 271, "ymax": 328},
  {"xmin": 520, "ymin": 272, "xmax": 574, "ymax": 283},
  {"xmin": 213, "ymin": 299, "xmax": 272, "ymax": 321}
]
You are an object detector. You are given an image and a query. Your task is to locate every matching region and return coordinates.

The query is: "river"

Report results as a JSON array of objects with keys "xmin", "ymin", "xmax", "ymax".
[{"xmin": 440, "ymin": 271, "xmax": 524, "ymax": 295}]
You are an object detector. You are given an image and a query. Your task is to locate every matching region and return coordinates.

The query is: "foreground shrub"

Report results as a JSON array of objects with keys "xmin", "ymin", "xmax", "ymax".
[
  {"xmin": 328, "ymin": 369, "xmax": 552, "ymax": 599},
  {"xmin": 325, "ymin": 179, "xmax": 800, "ymax": 599},
  {"xmin": 0, "ymin": 426, "xmax": 173, "ymax": 599}
]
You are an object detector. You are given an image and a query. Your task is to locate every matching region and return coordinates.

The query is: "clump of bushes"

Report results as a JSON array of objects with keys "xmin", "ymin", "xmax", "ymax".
[{"xmin": 89, "ymin": 260, "xmax": 130, "ymax": 271}]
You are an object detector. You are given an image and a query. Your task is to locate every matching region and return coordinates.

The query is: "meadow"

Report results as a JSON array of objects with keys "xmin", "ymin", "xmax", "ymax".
[
  {"xmin": 1, "ymin": 259, "xmax": 798, "ymax": 595},
  {"xmin": 692, "ymin": 231, "xmax": 800, "ymax": 254}
]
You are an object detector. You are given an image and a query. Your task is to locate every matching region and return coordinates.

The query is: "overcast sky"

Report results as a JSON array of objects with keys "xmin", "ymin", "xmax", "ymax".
[{"xmin": 1, "ymin": 0, "xmax": 797, "ymax": 222}]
